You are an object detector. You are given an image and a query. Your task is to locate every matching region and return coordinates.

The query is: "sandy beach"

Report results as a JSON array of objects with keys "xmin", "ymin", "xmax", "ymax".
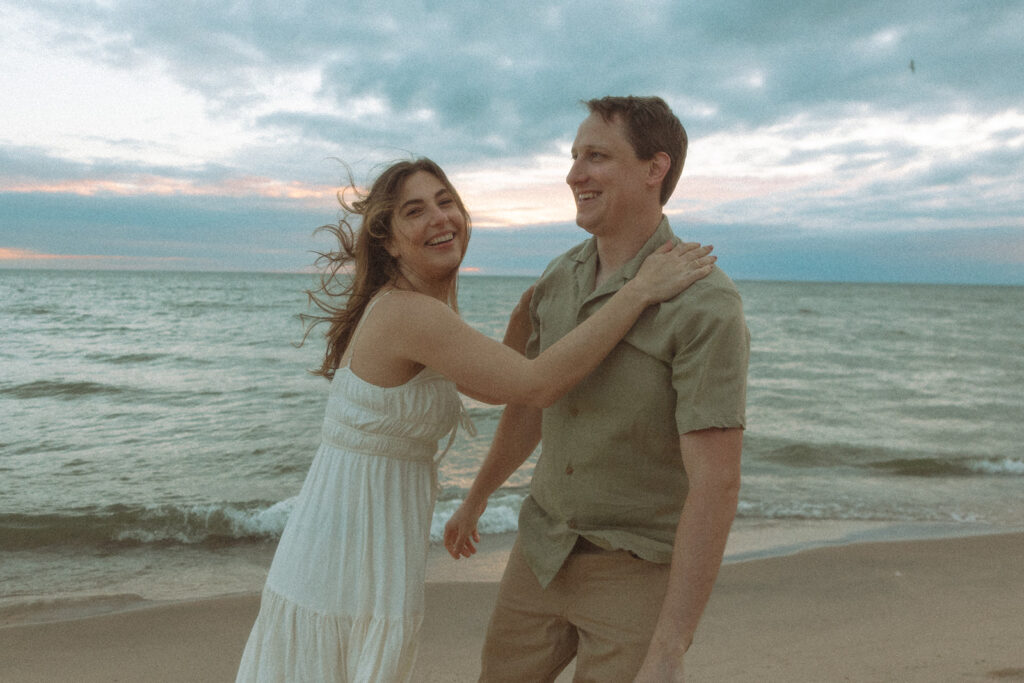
[{"xmin": 2, "ymin": 531, "xmax": 1022, "ymax": 682}]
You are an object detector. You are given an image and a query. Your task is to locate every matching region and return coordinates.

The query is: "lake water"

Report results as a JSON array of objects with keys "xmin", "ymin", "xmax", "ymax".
[{"xmin": 2, "ymin": 270, "xmax": 1022, "ymax": 618}]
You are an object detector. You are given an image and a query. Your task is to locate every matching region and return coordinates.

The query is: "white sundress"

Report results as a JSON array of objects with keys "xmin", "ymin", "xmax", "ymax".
[{"xmin": 236, "ymin": 294, "xmax": 473, "ymax": 682}]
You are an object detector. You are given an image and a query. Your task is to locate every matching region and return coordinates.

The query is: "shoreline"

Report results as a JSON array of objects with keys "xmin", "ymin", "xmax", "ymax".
[
  {"xmin": 2, "ymin": 519, "xmax": 1019, "ymax": 629},
  {"xmin": 1, "ymin": 531, "xmax": 1022, "ymax": 682}
]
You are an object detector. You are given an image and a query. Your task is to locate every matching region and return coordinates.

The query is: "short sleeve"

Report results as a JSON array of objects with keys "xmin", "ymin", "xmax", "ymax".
[
  {"xmin": 525, "ymin": 292, "xmax": 541, "ymax": 361},
  {"xmin": 525, "ymin": 254, "xmax": 565, "ymax": 361},
  {"xmin": 671, "ymin": 284, "xmax": 750, "ymax": 434}
]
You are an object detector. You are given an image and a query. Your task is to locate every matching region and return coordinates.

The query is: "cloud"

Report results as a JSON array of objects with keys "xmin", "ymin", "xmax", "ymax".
[
  {"xmin": 678, "ymin": 223, "xmax": 1024, "ymax": 285},
  {"xmin": 14, "ymin": 1, "xmax": 1024, "ymax": 170},
  {"xmin": 0, "ymin": 188, "xmax": 336, "ymax": 272},
  {"xmin": 0, "ymin": 247, "xmax": 83, "ymax": 260},
  {"xmin": 0, "ymin": 246, "xmax": 190, "ymax": 270},
  {"xmin": 22, "ymin": 1, "xmax": 1020, "ymax": 149},
  {"xmin": 1, "ymin": 0, "xmax": 1022, "ymax": 282}
]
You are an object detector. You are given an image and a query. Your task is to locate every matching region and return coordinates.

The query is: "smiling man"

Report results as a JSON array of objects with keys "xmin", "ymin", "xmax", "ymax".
[{"xmin": 446, "ymin": 95, "xmax": 750, "ymax": 682}]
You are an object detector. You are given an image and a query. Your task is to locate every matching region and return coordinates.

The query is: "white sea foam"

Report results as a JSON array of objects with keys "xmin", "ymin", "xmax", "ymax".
[
  {"xmin": 430, "ymin": 493, "xmax": 525, "ymax": 543},
  {"xmin": 967, "ymin": 458, "xmax": 1024, "ymax": 476},
  {"xmin": 225, "ymin": 498, "xmax": 296, "ymax": 536},
  {"xmin": 111, "ymin": 500, "xmax": 296, "ymax": 544}
]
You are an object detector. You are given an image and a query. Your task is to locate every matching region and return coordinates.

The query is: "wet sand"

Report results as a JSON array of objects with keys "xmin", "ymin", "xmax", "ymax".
[{"xmin": 2, "ymin": 532, "xmax": 1022, "ymax": 682}]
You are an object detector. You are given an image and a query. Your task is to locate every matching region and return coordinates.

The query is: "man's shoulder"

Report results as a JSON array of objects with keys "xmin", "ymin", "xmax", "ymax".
[{"xmin": 668, "ymin": 266, "xmax": 744, "ymax": 314}]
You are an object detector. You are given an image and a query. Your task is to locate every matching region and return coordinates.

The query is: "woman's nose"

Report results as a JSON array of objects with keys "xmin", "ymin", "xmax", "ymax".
[{"xmin": 427, "ymin": 203, "xmax": 447, "ymax": 224}]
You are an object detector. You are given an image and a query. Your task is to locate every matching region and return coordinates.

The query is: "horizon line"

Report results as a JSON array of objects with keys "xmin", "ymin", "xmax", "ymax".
[{"xmin": 1, "ymin": 265, "xmax": 1021, "ymax": 288}]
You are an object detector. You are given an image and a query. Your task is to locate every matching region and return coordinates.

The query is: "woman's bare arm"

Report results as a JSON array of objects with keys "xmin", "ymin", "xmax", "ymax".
[{"xmin": 383, "ymin": 241, "xmax": 714, "ymax": 407}]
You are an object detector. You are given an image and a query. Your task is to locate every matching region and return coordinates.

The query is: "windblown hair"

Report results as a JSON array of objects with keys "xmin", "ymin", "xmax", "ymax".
[
  {"xmin": 299, "ymin": 158, "xmax": 471, "ymax": 380},
  {"xmin": 585, "ymin": 95, "xmax": 688, "ymax": 205}
]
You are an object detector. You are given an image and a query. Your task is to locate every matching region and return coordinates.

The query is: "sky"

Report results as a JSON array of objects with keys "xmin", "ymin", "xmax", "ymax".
[{"xmin": 1, "ymin": 0, "xmax": 1022, "ymax": 284}]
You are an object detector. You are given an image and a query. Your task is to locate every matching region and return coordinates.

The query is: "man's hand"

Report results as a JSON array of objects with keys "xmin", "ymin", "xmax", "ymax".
[{"xmin": 634, "ymin": 426, "xmax": 742, "ymax": 683}]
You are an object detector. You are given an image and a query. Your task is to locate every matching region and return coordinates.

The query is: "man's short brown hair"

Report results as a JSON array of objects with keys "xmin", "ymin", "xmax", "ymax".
[{"xmin": 585, "ymin": 96, "xmax": 687, "ymax": 206}]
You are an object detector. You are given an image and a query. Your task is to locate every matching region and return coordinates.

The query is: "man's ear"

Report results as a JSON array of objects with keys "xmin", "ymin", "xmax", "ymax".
[{"xmin": 647, "ymin": 151, "xmax": 671, "ymax": 188}]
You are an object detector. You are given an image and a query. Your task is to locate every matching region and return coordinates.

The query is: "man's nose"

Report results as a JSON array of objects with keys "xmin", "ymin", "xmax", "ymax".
[{"xmin": 566, "ymin": 158, "xmax": 585, "ymax": 186}]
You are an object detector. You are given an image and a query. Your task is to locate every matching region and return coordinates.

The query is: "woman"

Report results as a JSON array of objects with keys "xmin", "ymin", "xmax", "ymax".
[{"xmin": 235, "ymin": 158, "xmax": 715, "ymax": 682}]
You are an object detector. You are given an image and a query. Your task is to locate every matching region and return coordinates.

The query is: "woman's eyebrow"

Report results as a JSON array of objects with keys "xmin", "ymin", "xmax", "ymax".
[
  {"xmin": 401, "ymin": 189, "xmax": 450, "ymax": 211},
  {"xmin": 399, "ymin": 197, "xmax": 425, "ymax": 211}
]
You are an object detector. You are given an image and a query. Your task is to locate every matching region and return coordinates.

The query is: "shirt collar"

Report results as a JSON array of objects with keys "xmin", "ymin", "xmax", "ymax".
[{"xmin": 575, "ymin": 216, "xmax": 675, "ymax": 302}]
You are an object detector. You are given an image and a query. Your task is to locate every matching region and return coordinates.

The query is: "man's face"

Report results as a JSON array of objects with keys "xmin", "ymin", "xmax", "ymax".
[{"xmin": 566, "ymin": 112, "xmax": 652, "ymax": 237}]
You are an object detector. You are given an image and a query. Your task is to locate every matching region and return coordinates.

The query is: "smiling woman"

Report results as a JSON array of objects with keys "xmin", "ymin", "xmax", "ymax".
[
  {"xmin": 299, "ymin": 158, "xmax": 473, "ymax": 381},
  {"xmin": 384, "ymin": 170, "xmax": 471, "ymax": 301}
]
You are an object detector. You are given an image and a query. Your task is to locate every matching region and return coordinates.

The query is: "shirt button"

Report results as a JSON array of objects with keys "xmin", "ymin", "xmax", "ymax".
[
  {"xmin": 565, "ymin": 465, "xmax": 574, "ymax": 475},
  {"xmin": 567, "ymin": 519, "xmax": 577, "ymax": 529},
  {"xmin": 569, "ymin": 406, "xmax": 580, "ymax": 417}
]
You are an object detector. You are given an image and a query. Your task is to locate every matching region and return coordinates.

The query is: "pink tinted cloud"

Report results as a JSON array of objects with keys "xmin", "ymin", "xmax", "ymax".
[
  {"xmin": 0, "ymin": 248, "xmax": 188, "ymax": 267},
  {"xmin": 0, "ymin": 247, "xmax": 92, "ymax": 260},
  {"xmin": 1, "ymin": 175, "xmax": 334, "ymax": 202}
]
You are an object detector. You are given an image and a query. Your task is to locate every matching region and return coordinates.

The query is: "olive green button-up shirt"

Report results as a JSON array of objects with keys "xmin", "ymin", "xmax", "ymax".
[{"xmin": 519, "ymin": 217, "xmax": 750, "ymax": 587}]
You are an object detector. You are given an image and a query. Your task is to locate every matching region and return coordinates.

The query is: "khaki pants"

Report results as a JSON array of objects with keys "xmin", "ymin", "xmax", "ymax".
[{"xmin": 479, "ymin": 539, "xmax": 670, "ymax": 683}]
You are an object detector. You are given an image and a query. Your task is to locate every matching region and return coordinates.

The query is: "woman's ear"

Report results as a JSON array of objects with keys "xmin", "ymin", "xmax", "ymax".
[
  {"xmin": 384, "ymin": 236, "xmax": 399, "ymax": 260},
  {"xmin": 382, "ymin": 223, "xmax": 400, "ymax": 260}
]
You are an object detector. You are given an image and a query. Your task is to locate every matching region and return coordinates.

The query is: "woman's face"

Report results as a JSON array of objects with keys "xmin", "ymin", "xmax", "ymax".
[{"xmin": 386, "ymin": 170, "xmax": 468, "ymax": 286}]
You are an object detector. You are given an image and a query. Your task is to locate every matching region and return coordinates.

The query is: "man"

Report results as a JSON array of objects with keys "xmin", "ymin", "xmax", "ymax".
[{"xmin": 445, "ymin": 95, "xmax": 749, "ymax": 681}]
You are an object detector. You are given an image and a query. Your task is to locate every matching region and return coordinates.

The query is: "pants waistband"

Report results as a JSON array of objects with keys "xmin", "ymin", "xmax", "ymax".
[{"xmin": 572, "ymin": 536, "xmax": 609, "ymax": 554}]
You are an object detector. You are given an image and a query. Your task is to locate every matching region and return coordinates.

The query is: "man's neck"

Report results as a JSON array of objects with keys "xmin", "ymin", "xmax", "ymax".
[{"xmin": 593, "ymin": 211, "xmax": 664, "ymax": 288}]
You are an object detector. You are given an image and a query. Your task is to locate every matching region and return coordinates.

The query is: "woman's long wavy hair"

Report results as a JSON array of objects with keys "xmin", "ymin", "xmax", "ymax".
[{"xmin": 299, "ymin": 158, "xmax": 471, "ymax": 380}]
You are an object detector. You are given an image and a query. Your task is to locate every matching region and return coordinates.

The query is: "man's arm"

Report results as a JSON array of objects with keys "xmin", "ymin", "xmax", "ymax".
[
  {"xmin": 443, "ymin": 403, "xmax": 541, "ymax": 558},
  {"xmin": 444, "ymin": 285, "xmax": 541, "ymax": 558},
  {"xmin": 634, "ymin": 427, "xmax": 743, "ymax": 682}
]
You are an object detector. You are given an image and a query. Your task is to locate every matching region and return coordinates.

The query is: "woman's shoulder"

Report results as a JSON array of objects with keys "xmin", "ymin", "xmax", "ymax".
[
  {"xmin": 376, "ymin": 288, "xmax": 450, "ymax": 312},
  {"xmin": 368, "ymin": 288, "xmax": 458, "ymax": 333}
]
